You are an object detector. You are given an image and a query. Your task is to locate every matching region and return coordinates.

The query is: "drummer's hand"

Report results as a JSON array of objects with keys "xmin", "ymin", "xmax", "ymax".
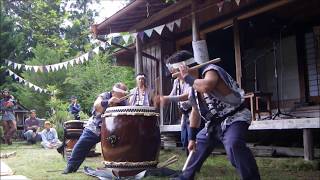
[
  {"xmin": 108, "ymin": 97, "xmax": 120, "ymax": 106},
  {"xmin": 159, "ymin": 96, "xmax": 169, "ymax": 106},
  {"xmin": 188, "ymin": 140, "xmax": 196, "ymax": 152},
  {"xmin": 179, "ymin": 64, "xmax": 189, "ymax": 78}
]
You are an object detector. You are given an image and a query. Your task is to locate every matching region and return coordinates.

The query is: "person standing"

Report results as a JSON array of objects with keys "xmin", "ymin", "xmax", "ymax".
[
  {"xmin": 24, "ymin": 109, "xmax": 41, "ymax": 144},
  {"xmin": 173, "ymin": 51, "xmax": 260, "ymax": 180},
  {"xmin": 160, "ymin": 51, "xmax": 201, "ymax": 155},
  {"xmin": 0, "ymin": 89, "xmax": 17, "ymax": 145},
  {"xmin": 68, "ymin": 96, "xmax": 81, "ymax": 120},
  {"xmin": 129, "ymin": 73, "xmax": 154, "ymax": 106}
]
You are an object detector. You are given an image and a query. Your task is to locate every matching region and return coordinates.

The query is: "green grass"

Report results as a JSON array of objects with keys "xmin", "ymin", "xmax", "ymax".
[{"xmin": 1, "ymin": 142, "xmax": 320, "ymax": 180}]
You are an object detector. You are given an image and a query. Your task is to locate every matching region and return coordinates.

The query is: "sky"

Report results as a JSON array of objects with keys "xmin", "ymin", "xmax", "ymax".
[{"xmin": 91, "ymin": 0, "xmax": 128, "ymax": 24}]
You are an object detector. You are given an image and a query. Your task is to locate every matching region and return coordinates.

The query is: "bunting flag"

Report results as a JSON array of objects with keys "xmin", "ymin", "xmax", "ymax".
[
  {"xmin": 235, "ymin": 0, "xmax": 240, "ymax": 6},
  {"xmin": 141, "ymin": 18, "xmax": 182, "ymax": 39},
  {"xmin": 217, "ymin": 1, "xmax": 224, "ymax": 12},
  {"xmin": 4, "ymin": 44, "xmax": 104, "ymax": 73},
  {"xmin": 154, "ymin": 25, "xmax": 165, "ymax": 35},
  {"xmin": 6, "ymin": 69, "xmax": 50, "ymax": 94}
]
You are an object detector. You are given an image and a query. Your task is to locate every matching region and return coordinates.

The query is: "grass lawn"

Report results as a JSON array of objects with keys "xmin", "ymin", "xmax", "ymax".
[{"xmin": 1, "ymin": 141, "xmax": 319, "ymax": 180}]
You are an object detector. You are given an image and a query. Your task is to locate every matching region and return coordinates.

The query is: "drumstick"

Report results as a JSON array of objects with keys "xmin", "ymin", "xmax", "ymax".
[
  {"xmin": 172, "ymin": 58, "xmax": 221, "ymax": 78},
  {"xmin": 119, "ymin": 93, "xmax": 133, "ymax": 102},
  {"xmin": 182, "ymin": 150, "xmax": 194, "ymax": 171},
  {"xmin": 158, "ymin": 157, "xmax": 178, "ymax": 168}
]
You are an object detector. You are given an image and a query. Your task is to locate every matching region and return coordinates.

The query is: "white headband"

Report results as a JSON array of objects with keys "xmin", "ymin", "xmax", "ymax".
[
  {"xmin": 112, "ymin": 86, "xmax": 128, "ymax": 94},
  {"xmin": 166, "ymin": 58, "xmax": 196, "ymax": 70},
  {"xmin": 136, "ymin": 75, "xmax": 146, "ymax": 81}
]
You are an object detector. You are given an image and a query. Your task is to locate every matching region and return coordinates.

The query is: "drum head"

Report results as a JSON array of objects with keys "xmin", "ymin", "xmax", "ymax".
[{"xmin": 103, "ymin": 106, "xmax": 158, "ymax": 117}]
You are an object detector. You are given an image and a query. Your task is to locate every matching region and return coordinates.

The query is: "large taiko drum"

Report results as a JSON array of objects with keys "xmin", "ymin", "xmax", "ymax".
[{"xmin": 101, "ymin": 106, "xmax": 160, "ymax": 176}]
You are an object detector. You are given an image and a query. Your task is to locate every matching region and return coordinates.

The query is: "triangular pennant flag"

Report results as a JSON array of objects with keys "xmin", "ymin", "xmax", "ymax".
[
  {"xmin": 13, "ymin": 74, "xmax": 19, "ymax": 81},
  {"xmin": 7, "ymin": 60, "xmax": 13, "ymax": 66},
  {"xmin": 217, "ymin": 1, "xmax": 224, "ymax": 12},
  {"xmin": 122, "ymin": 35, "xmax": 130, "ymax": 44},
  {"xmin": 28, "ymin": 83, "xmax": 34, "ymax": 89},
  {"xmin": 83, "ymin": 53, "xmax": 89, "ymax": 61},
  {"xmin": 70, "ymin": 60, "xmax": 74, "ymax": 67},
  {"xmin": 166, "ymin": 22, "xmax": 175, "ymax": 32},
  {"xmin": 13, "ymin": 63, "xmax": 18, "ymax": 70},
  {"xmin": 235, "ymin": 0, "xmax": 240, "ymax": 6},
  {"xmin": 39, "ymin": 88, "xmax": 43, "ymax": 93},
  {"xmin": 25, "ymin": 65, "xmax": 31, "ymax": 71},
  {"xmin": 8, "ymin": 70, "xmax": 14, "ymax": 76},
  {"xmin": 18, "ymin": 77, "xmax": 24, "ymax": 83},
  {"xmin": 17, "ymin": 64, "xmax": 22, "ymax": 70},
  {"xmin": 107, "ymin": 37, "xmax": 112, "ymax": 45},
  {"xmin": 144, "ymin": 29, "xmax": 153, "ymax": 37},
  {"xmin": 154, "ymin": 25, "xmax": 165, "ymax": 35},
  {"xmin": 75, "ymin": 57, "xmax": 81, "ymax": 64},
  {"xmin": 34, "ymin": 66, "xmax": 39, "ymax": 72},
  {"xmin": 93, "ymin": 47, "xmax": 100, "ymax": 54},
  {"xmin": 63, "ymin": 62, "xmax": 68, "ymax": 69},
  {"xmin": 34, "ymin": 86, "xmax": 39, "ymax": 91},
  {"xmin": 80, "ymin": 56, "xmax": 85, "ymax": 63},
  {"xmin": 58, "ymin": 63, "xmax": 64, "ymax": 70},
  {"xmin": 174, "ymin": 19, "xmax": 181, "ymax": 28}
]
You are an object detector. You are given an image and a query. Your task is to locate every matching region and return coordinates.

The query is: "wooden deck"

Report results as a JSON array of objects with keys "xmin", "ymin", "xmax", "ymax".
[{"xmin": 161, "ymin": 117, "xmax": 320, "ymax": 160}]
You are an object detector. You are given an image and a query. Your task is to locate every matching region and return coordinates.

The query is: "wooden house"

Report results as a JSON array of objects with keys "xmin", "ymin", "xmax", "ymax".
[{"xmin": 92, "ymin": 0, "xmax": 320, "ymax": 160}]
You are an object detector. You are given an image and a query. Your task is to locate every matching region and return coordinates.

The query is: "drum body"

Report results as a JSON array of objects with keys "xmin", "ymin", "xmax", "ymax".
[
  {"xmin": 101, "ymin": 106, "xmax": 160, "ymax": 175},
  {"xmin": 63, "ymin": 120, "xmax": 97, "ymax": 159}
]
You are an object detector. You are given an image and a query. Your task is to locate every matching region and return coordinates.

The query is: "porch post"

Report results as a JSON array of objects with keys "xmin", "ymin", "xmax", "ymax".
[
  {"xmin": 303, "ymin": 129, "xmax": 314, "ymax": 160},
  {"xmin": 233, "ymin": 18, "xmax": 242, "ymax": 87},
  {"xmin": 135, "ymin": 34, "xmax": 143, "ymax": 74},
  {"xmin": 192, "ymin": 0, "xmax": 200, "ymax": 41}
]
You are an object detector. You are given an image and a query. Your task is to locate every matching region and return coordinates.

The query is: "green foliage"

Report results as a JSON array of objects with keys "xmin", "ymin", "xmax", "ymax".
[{"xmin": 64, "ymin": 53, "xmax": 135, "ymax": 113}]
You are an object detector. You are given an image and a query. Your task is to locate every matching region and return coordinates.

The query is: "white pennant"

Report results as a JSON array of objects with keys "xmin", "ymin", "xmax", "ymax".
[
  {"xmin": 28, "ymin": 83, "xmax": 34, "ymax": 89},
  {"xmin": 8, "ymin": 70, "xmax": 14, "ymax": 76},
  {"xmin": 17, "ymin": 64, "xmax": 22, "ymax": 70},
  {"xmin": 46, "ymin": 66, "xmax": 51, "ymax": 72},
  {"xmin": 83, "ymin": 53, "xmax": 89, "ymax": 61},
  {"xmin": 217, "ymin": 1, "xmax": 224, "ymax": 12},
  {"xmin": 13, "ymin": 74, "xmax": 19, "ymax": 80},
  {"xmin": 34, "ymin": 66, "xmax": 39, "ymax": 72},
  {"xmin": 80, "ymin": 56, "xmax": 85, "ymax": 63},
  {"xmin": 7, "ymin": 61, "xmax": 13, "ymax": 66},
  {"xmin": 13, "ymin": 63, "xmax": 18, "ymax": 70},
  {"xmin": 76, "ymin": 57, "xmax": 81, "ymax": 64},
  {"xmin": 70, "ymin": 60, "xmax": 74, "ymax": 66},
  {"xmin": 18, "ymin": 77, "xmax": 24, "ymax": 83},
  {"xmin": 39, "ymin": 88, "xmax": 43, "ymax": 93},
  {"xmin": 93, "ymin": 47, "xmax": 100, "ymax": 54},
  {"xmin": 166, "ymin": 22, "xmax": 175, "ymax": 32},
  {"xmin": 144, "ymin": 29, "xmax": 153, "ymax": 37},
  {"xmin": 154, "ymin": 25, "xmax": 165, "ymax": 35},
  {"xmin": 235, "ymin": 0, "xmax": 240, "ymax": 6},
  {"xmin": 174, "ymin": 19, "xmax": 181, "ymax": 28},
  {"xmin": 34, "ymin": 86, "xmax": 39, "ymax": 91},
  {"xmin": 58, "ymin": 63, "xmax": 64, "ymax": 70},
  {"xmin": 122, "ymin": 35, "xmax": 130, "ymax": 44},
  {"xmin": 63, "ymin": 62, "xmax": 68, "ymax": 69}
]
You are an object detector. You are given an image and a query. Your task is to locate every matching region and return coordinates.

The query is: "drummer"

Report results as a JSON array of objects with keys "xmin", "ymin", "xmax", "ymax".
[
  {"xmin": 62, "ymin": 82, "xmax": 128, "ymax": 174},
  {"xmin": 128, "ymin": 73, "xmax": 155, "ymax": 106}
]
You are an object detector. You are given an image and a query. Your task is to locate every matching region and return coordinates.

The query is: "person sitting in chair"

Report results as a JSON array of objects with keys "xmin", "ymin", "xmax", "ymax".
[
  {"xmin": 41, "ymin": 121, "xmax": 62, "ymax": 149},
  {"xmin": 24, "ymin": 110, "xmax": 41, "ymax": 144}
]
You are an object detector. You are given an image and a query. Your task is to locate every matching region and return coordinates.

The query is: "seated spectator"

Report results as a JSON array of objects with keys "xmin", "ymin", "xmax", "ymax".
[
  {"xmin": 24, "ymin": 110, "xmax": 41, "ymax": 144},
  {"xmin": 41, "ymin": 121, "xmax": 62, "ymax": 149}
]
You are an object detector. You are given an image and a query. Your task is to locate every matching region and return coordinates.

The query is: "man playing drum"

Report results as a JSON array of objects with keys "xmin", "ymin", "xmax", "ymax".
[
  {"xmin": 62, "ymin": 82, "xmax": 128, "ymax": 174},
  {"xmin": 172, "ymin": 50, "xmax": 260, "ymax": 180}
]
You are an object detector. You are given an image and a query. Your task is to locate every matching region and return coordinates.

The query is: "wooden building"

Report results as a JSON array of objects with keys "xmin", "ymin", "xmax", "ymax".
[{"xmin": 92, "ymin": 0, "xmax": 320, "ymax": 160}]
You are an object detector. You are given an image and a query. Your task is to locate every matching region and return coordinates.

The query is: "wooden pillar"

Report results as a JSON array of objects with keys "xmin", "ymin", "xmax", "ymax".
[
  {"xmin": 159, "ymin": 58, "xmax": 164, "ymax": 126},
  {"xmin": 135, "ymin": 34, "xmax": 143, "ymax": 74},
  {"xmin": 303, "ymin": 129, "xmax": 314, "ymax": 160},
  {"xmin": 233, "ymin": 18, "xmax": 242, "ymax": 87},
  {"xmin": 191, "ymin": 0, "xmax": 200, "ymax": 41}
]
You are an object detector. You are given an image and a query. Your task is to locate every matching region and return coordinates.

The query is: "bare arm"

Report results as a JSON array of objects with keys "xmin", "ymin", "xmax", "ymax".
[
  {"xmin": 192, "ymin": 70, "xmax": 219, "ymax": 93},
  {"xmin": 93, "ymin": 96, "xmax": 104, "ymax": 114},
  {"xmin": 189, "ymin": 105, "xmax": 201, "ymax": 128}
]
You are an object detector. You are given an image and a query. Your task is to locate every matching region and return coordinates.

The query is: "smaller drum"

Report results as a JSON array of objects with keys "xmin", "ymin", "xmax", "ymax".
[{"xmin": 63, "ymin": 120, "xmax": 97, "ymax": 159}]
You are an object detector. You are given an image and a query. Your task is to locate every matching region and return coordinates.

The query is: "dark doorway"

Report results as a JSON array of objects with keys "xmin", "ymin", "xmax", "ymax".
[{"xmin": 206, "ymin": 28, "xmax": 236, "ymax": 79}]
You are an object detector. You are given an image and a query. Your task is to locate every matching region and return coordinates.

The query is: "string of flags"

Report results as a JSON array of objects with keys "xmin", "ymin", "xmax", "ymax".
[
  {"xmin": 5, "ymin": 45, "xmax": 104, "ymax": 73},
  {"xmin": 6, "ymin": 69, "xmax": 50, "ymax": 94}
]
